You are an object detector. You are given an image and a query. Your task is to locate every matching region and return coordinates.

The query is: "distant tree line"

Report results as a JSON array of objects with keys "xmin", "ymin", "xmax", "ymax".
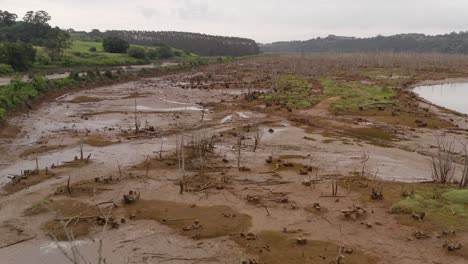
[
  {"xmin": 70, "ymin": 30, "xmax": 260, "ymax": 56},
  {"xmin": 260, "ymin": 32, "xmax": 468, "ymax": 54},
  {"xmin": 0, "ymin": 9, "xmax": 71, "ymax": 70}
]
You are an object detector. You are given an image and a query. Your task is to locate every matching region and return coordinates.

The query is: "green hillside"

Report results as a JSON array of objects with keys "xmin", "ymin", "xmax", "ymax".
[{"xmin": 34, "ymin": 40, "xmax": 197, "ymax": 69}]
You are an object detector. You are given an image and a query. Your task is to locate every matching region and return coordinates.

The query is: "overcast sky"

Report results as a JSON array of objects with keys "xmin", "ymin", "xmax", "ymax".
[{"xmin": 2, "ymin": 0, "xmax": 468, "ymax": 43}]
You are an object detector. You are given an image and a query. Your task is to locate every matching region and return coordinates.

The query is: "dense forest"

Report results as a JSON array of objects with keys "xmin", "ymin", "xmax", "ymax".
[
  {"xmin": 70, "ymin": 30, "xmax": 260, "ymax": 57},
  {"xmin": 261, "ymin": 32, "xmax": 468, "ymax": 54}
]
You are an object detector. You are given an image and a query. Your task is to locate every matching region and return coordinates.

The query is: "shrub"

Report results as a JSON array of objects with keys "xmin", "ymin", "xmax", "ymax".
[
  {"xmin": 0, "ymin": 42, "xmax": 36, "ymax": 71},
  {"xmin": 147, "ymin": 49, "xmax": 159, "ymax": 60},
  {"xmin": 104, "ymin": 70, "xmax": 113, "ymax": 79},
  {"xmin": 157, "ymin": 45, "xmax": 174, "ymax": 59},
  {"xmin": 127, "ymin": 46, "xmax": 146, "ymax": 59},
  {"xmin": 89, "ymin": 46, "xmax": 97, "ymax": 52},
  {"xmin": 102, "ymin": 37, "xmax": 129, "ymax": 53},
  {"xmin": 0, "ymin": 63, "xmax": 14, "ymax": 74}
]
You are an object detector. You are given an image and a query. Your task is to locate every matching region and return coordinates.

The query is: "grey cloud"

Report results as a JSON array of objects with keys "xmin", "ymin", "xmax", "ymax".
[
  {"xmin": 138, "ymin": 6, "xmax": 158, "ymax": 19},
  {"xmin": 3, "ymin": 0, "xmax": 468, "ymax": 42}
]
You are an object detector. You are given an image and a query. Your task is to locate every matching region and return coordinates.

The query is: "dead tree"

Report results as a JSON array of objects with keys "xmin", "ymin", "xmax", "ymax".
[
  {"xmin": 134, "ymin": 98, "xmax": 140, "ymax": 133},
  {"xmin": 237, "ymin": 123, "xmax": 243, "ymax": 171},
  {"xmin": 200, "ymin": 103, "xmax": 207, "ymax": 122},
  {"xmin": 159, "ymin": 138, "xmax": 164, "ymax": 160},
  {"xmin": 430, "ymin": 135, "xmax": 456, "ymax": 183},
  {"xmin": 360, "ymin": 152, "xmax": 370, "ymax": 177},
  {"xmin": 331, "ymin": 178, "xmax": 339, "ymax": 197},
  {"xmin": 80, "ymin": 137, "xmax": 84, "ymax": 161},
  {"xmin": 178, "ymin": 127, "xmax": 186, "ymax": 194},
  {"xmin": 252, "ymin": 122, "xmax": 264, "ymax": 152}
]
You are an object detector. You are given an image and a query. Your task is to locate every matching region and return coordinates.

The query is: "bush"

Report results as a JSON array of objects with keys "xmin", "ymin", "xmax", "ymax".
[
  {"xmin": 89, "ymin": 47, "xmax": 97, "ymax": 52},
  {"xmin": 157, "ymin": 45, "xmax": 174, "ymax": 59},
  {"xmin": 127, "ymin": 46, "xmax": 146, "ymax": 59},
  {"xmin": 147, "ymin": 49, "xmax": 159, "ymax": 60},
  {"xmin": 102, "ymin": 37, "xmax": 129, "ymax": 53},
  {"xmin": 0, "ymin": 42, "xmax": 36, "ymax": 71},
  {"xmin": 0, "ymin": 63, "xmax": 14, "ymax": 74},
  {"xmin": 104, "ymin": 70, "xmax": 113, "ymax": 79}
]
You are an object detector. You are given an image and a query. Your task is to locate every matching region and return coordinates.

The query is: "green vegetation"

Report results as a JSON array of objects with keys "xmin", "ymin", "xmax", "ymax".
[
  {"xmin": 127, "ymin": 46, "xmax": 146, "ymax": 59},
  {"xmin": 102, "ymin": 36, "xmax": 129, "ymax": 53},
  {"xmin": 442, "ymin": 190, "xmax": 468, "ymax": 204},
  {"xmin": 261, "ymin": 75, "xmax": 319, "ymax": 107},
  {"xmin": 43, "ymin": 26, "xmax": 71, "ymax": 61},
  {"xmin": 260, "ymin": 75, "xmax": 397, "ymax": 111},
  {"xmin": 0, "ymin": 42, "xmax": 36, "ymax": 71},
  {"xmin": 0, "ymin": 56, "xmax": 225, "ymax": 120},
  {"xmin": 0, "ymin": 63, "xmax": 14, "ymax": 74},
  {"xmin": 0, "ymin": 10, "xmax": 196, "ymax": 74},
  {"xmin": 391, "ymin": 188, "xmax": 468, "ymax": 230},
  {"xmin": 321, "ymin": 78, "xmax": 397, "ymax": 111},
  {"xmin": 31, "ymin": 199, "xmax": 50, "ymax": 209},
  {"xmin": 32, "ymin": 40, "xmax": 196, "ymax": 68}
]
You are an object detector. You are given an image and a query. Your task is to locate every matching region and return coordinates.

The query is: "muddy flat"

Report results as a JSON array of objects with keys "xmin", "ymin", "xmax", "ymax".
[{"xmin": 0, "ymin": 56, "xmax": 468, "ymax": 264}]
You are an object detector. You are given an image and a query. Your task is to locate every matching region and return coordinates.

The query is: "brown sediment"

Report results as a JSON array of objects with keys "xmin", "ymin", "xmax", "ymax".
[
  {"xmin": 122, "ymin": 200, "xmax": 252, "ymax": 239},
  {"xmin": 232, "ymin": 231, "xmax": 378, "ymax": 264}
]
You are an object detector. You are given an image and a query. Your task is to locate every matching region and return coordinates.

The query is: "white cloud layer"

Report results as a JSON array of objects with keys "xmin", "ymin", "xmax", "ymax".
[{"xmin": 3, "ymin": 0, "xmax": 468, "ymax": 43}]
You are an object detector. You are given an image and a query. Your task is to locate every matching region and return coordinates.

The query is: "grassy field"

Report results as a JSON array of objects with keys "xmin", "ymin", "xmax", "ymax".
[{"xmin": 34, "ymin": 40, "xmax": 196, "ymax": 69}]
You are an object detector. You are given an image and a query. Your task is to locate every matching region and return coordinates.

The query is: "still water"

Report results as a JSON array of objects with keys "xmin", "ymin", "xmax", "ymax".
[{"xmin": 414, "ymin": 82, "xmax": 468, "ymax": 115}]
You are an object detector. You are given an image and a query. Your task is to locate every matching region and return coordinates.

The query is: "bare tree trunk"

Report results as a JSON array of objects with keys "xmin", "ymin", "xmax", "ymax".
[
  {"xmin": 430, "ymin": 135, "xmax": 456, "ymax": 183},
  {"xmin": 159, "ymin": 138, "xmax": 164, "ymax": 160},
  {"xmin": 80, "ymin": 137, "xmax": 84, "ymax": 162},
  {"xmin": 134, "ymin": 98, "xmax": 140, "ymax": 133},
  {"xmin": 200, "ymin": 103, "xmax": 206, "ymax": 122}
]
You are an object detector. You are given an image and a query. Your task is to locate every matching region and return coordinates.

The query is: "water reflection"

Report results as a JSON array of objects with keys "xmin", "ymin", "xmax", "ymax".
[{"xmin": 414, "ymin": 82, "xmax": 468, "ymax": 114}]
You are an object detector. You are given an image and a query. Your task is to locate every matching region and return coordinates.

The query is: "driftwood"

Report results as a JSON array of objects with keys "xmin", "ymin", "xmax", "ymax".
[
  {"xmin": 0, "ymin": 235, "xmax": 36, "ymax": 249},
  {"xmin": 341, "ymin": 205, "xmax": 367, "ymax": 220},
  {"xmin": 123, "ymin": 190, "xmax": 140, "ymax": 204}
]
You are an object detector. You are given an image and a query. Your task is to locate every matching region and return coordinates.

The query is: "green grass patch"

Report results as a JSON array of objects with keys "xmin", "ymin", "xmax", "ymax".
[
  {"xmin": 261, "ymin": 75, "xmax": 319, "ymax": 107},
  {"xmin": 33, "ymin": 40, "xmax": 197, "ymax": 69},
  {"xmin": 391, "ymin": 188, "xmax": 468, "ymax": 231},
  {"xmin": 321, "ymin": 78, "xmax": 397, "ymax": 112},
  {"xmin": 0, "ymin": 63, "xmax": 14, "ymax": 75},
  {"xmin": 442, "ymin": 190, "xmax": 468, "ymax": 204}
]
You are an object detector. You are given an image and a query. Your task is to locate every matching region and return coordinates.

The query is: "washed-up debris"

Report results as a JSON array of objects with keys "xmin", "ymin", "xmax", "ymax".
[
  {"xmin": 182, "ymin": 219, "xmax": 202, "ymax": 231},
  {"xmin": 411, "ymin": 212, "xmax": 426, "ymax": 221},
  {"xmin": 443, "ymin": 240, "xmax": 462, "ymax": 251},
  {"xmin": 123, "ymin": 190, "xmax": 140, "ymax": 204},
  {"xmin": 413, "ymin": 230, "xmax": 430, "ymax": 240},
  {"xmin": 240, "ymin": 232, "xmax": 257, "ymax": 240},
  {"xmin": 247, "ymin": 195, "xmax": 261, "ymax": 204},
  {"xmin": 296, "ymin": 237, "xmax": 307, "ymax": 245},
  {"xmin": 341, "ymin": 205, "xmax": 367, "ymax": 220}
]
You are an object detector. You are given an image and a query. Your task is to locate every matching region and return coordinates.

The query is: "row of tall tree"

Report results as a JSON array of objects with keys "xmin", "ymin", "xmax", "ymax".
[
  {"xmin": 70, "ymin": 30, "xmax": 260, "ymax": 56},
  {"xmin": 261, "ymin": 32, "xmax": 468, "ymax": 54}
]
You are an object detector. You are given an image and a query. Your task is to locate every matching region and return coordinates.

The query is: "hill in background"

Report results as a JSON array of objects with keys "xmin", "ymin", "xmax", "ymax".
[{"xmin": 261, "ymin": 32, "xmax": 468, "ymax": 54}]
